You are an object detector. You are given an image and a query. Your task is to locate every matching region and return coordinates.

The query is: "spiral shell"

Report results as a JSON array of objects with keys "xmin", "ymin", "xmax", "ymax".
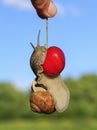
[{"xmin": 30, "ymin": 91, "xmax": 55, "ymax": 114}]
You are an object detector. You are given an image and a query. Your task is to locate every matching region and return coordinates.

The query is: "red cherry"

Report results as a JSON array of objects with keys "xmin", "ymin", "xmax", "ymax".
[{"xmin": 42, "ymin": 46, "xmax": 66, "ymax": 76}]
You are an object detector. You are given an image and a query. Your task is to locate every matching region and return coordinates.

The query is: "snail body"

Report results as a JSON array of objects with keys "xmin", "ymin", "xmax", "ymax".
[{"xmin": 30, "ymin": 46, "xmax": 47, "ymax": 76}]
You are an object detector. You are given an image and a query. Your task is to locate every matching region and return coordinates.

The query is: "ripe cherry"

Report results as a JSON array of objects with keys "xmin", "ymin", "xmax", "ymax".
[{"xmin": 42, "ymin": 46, "xmax": 66, "ymax": 76}]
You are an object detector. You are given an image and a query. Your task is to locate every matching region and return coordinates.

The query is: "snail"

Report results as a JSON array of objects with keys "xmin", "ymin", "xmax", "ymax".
[
  {"xmin": 31, "ymin": 0, "xmax": 57, "ymax": 19},
  {"xmin": 29, "ymin": 31, "xmax": 70, "ymax": 114}
]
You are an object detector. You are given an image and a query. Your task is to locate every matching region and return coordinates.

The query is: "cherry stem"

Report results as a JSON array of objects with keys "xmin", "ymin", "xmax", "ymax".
[{"xmin": 45, "ymin": 18, "xmax": 48, "ymax": 48}]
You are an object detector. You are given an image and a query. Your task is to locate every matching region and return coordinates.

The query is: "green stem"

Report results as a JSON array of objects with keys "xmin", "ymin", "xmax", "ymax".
[{"xmin": 45, "ymin": 18, "xmax": 48, "ymax": 48}]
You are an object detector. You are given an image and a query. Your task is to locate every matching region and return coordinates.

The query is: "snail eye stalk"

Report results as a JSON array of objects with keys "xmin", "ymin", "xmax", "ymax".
[
  {"xmin": 30, "ymin": 42, "xmax": 35, "ymax": 50},
  {"xmin": 37, "ymin": 30, "xmax": 41, "ymax": 46}
]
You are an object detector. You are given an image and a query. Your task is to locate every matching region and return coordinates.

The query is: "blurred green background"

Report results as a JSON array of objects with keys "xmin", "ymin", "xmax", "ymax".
[{"xmin": 0, "ymin": 74, "xmax": 97, "ymax": 130}]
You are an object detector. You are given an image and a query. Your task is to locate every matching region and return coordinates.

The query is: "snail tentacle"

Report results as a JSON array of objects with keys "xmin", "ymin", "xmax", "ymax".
[
  {"xmin": 30, "ymin": 42, "xmax": 35, "ymax": 50},
  {"xmin": 37, "ymin": 30, "xmax": 41, "ymax": 47}
]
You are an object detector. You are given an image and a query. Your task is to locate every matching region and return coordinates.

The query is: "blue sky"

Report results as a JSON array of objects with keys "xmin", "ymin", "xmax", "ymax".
[{"xmin": 0, "ymin": 0, "xmax": 97, "ymax": 91}]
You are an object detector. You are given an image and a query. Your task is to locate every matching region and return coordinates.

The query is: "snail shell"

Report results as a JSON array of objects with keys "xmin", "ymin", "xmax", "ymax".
[
  {"xmin": 31, "ymin": 0, "xmax": 57, "ymax": 19},
  {"xmin": 30, "ymin": 91, "xmax": 55, "ymax": 114}
]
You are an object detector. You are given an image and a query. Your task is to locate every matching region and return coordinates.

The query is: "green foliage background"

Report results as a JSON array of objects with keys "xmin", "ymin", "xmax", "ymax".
[
  {"xmin": 0, "ymin": 74, "xmax": 97, "ymax": 120},
  {"xmin": 0, "ymin": 74, "xmax": 97, "ymax": 130}
]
